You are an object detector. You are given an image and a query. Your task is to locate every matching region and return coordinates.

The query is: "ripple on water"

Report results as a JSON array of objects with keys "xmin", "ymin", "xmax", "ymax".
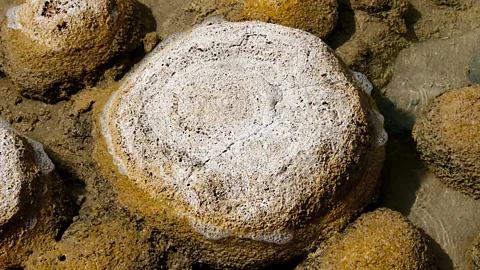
[{"xmin": 380, "ymin": 139, "xmax": 480, "ymax": 270}]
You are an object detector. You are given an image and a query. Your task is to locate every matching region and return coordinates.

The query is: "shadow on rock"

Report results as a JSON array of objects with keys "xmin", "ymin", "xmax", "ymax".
[{"xmin": 419, "ymin": 227, "xmax": 455, "ymax": 270}]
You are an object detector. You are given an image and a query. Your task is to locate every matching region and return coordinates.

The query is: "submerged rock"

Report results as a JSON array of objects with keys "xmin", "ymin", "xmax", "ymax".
[
  {"xmin": 185, "ymin": 0, "xmax": 338, "ymax": 39},
  {"xmin": 99, "ymin": 21, "xmax": 387, "ymax": 267},
  {"xmin": 0, "ymin": 0, "xmax": 144, "ymax": 103},
  {"xmin": 296, "ymin": 208, "xmax": 436, "ymax": 270},
  {"xmin": 413, "ymin": 86, "xmax": 480, "ymax": 199}
]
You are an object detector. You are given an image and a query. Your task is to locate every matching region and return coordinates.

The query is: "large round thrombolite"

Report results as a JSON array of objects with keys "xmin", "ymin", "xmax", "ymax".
[
  {"xmin": 413, "ymin": 86, "xmax": 480, "ymax": 199},
  {"xmin": 0, "ymin": 0, "xmax": 144, "ymax": 103},
  {"xmin": 101, "ymin": 21, "xmax": 387, "ymax": 264}
]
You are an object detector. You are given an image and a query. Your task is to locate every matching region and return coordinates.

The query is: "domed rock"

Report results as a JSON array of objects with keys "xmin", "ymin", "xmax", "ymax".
[
  {"xmin": 0, "ymin": 0, "xmax": 144, "ymax": 103},
  {"xmin": 99, "ymin": 21, "xmax": 387, "ymax": 267},
  {"xmin": 296, "ymin": 208, "xmax": 436, "ymax": 270},
  {"xmin": 185, "ymin": 0, "xmax": 338, "ymax": 39},
  {"xmin": 412, "ymin": 86, "xmax": 480, "ymax": 199}
]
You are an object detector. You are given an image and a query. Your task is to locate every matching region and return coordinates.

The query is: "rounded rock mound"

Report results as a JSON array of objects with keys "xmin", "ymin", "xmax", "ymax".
[
  {"xmin": 0, "ymin": 0, "xmax": 144, "ymax": 103},
  {"xmin": 0, "ymin": 119, "xmax": 54, "ymax": 231},
  {"xmin": 297, "ymin": 208, "xmax": 436, "ymax": 270},
  {"xmin": 235, "ymin": 0, "xmax": 338, "ymax": 39},
  {"xmin": 467, "ymin": 233, "xmax": 480, "ymax": 270},
  {"xmin": 101, "ymin": 21, "xmax": 387, "ymax": 266},
  {"xmin": 413, "ymin": 86, "xmax": 480, "ymax": 199},
  {"xmin": 186, "ymin": 0, "xmax": 338, "ymax": 39}
]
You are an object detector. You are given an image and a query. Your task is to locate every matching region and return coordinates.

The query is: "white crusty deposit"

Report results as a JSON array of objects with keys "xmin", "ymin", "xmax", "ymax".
[
  {"xmin": 0, "ymin": 119, "xmax": 53, "ymax": 227},
  {"xmin": 7, "ymin": 0, "xmax": 103, "ymax": 51},
  {"xmin": 102, "ymin": 21, "xmax": 387, "ymax": 244}
]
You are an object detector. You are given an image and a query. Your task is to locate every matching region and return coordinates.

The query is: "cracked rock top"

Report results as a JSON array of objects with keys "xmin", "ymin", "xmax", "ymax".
[{"xmin": 102, "ymin": 21, "xmax": 385, "ymax": 242}]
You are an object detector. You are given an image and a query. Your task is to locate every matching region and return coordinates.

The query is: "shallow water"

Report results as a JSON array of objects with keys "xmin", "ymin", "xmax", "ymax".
[{"xmin": 0, "ymin": 0, "xmax": 479, "ymax": 269}]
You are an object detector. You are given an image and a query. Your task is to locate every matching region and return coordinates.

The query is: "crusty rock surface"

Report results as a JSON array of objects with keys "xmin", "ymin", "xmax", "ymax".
[
  {"xmin": 0, "ymin": 0, "xmax": 144, "ymax": 103},
  {"xmin": 296, "ymin": 208, "xmax": 437, "ymax": 270},
  {"xmin": 467, "ymin": 233, "xmax": 480, "ymax": 270},
  {"xmin": 100, "ymin": 21, "xmax": 387, "ymax": 267},
  {"xmin": 0, "ymin": 118, "xmax": 54, "ymax": 229},
  {"xmin": 413, "ymin": 86, "xmax": 480, "ymax": 199},
  {"xmin": 0, "ymin": 118, "xmax": 70, "ymax": 267}
]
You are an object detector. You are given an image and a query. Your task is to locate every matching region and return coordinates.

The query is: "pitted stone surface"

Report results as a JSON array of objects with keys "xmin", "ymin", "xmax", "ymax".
[
  {"xmin": 0, "ymin": 119, "xmax": 53, "ymax": 227},
  {"xmin": 1, "ymin": 0, "xmax": 144, "ymax": 102},
  {"xmin": 413, "ymin": 86, "xmax": 480, "ymax": 199},
  {"xmin": 102, "ymin": 22, "xmax": 387, "ymax": 242},
  {"xmin": 9, "ymin": 0, "xmax": 108, "ymax": 51},
  {"xmin": 296, "ymin": 208, "xmax": 436, "ymax": 270}
]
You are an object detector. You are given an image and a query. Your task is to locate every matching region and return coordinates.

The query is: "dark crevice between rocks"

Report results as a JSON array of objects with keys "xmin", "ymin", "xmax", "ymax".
[
  {"xmin": 264, "ymin": 255, "xmax": 306, "ymax": 270},
  {"xmin": 46, "ymin": 154, "xmax": 86, "ymax": 242},
  {"xmin": 5, "ymin": 267, "xmax": 24, "ymax": 270},
  {"xmin": 401, "ymin": 3, "xmax": 422, "ymax": 42},
  {"xmin": 326, "ymin": 0, "xmax": 356, "ymax": 50},
  {"xmin": 378, "ymin": 138, "xmax": 425, "ymax": 217},
  {"xmin": 376, "ymin": 97, "xmax": 417, "ymax": 139},
  {"xmin": 136, "ymin": 0, "xmax": 157, "ymax": 33}
]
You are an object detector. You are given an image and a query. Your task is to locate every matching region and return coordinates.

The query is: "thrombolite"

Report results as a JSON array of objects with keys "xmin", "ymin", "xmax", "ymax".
[{"xmin": 98, "ymin": 21, "xmax": 387, "ymax": 267}]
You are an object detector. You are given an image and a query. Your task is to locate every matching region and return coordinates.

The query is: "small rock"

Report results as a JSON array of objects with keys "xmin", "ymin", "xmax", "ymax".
[
  {"xmin": 413, "ymin": 86, "xmax": 480, "ymax": 199},
  {"xmin": 142, "ymin": 32, "xmax": 159, "ymax": 53},
  {"xmin": 296, "ymin": 208, "xmax": 436, "ymax": 270}
]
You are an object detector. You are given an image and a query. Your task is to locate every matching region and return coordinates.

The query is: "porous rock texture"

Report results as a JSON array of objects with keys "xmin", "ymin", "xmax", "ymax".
[
  {"xmin": 413, "ymin": 86, "xmax": 480, "ymax": 199},
  {"xmin": 296, "ymin": 208, "xmax": 437, "ymax": 270},
  {"xmin": 0, "ymin": 0, "xmax": 144, "ymax": 103},
  {"xmin": 350, "ymin": 0, "xmax": 408, "ymax": 32},
  {"xmin": 0, "ymin": 118, "xmax": 53, "ymax": 229},
  {"xmin": 185, "ymin": 0, "xmax": 338, "ymax": 39},
  {"xmin": 467, "ymin": 233, "xmax": 480, "ymax": 270},
  {"xmin": 100, "ymin": 21, "xmax": 387, "ymax": 267},
  {"xmin": 0, "ymin": 118, "xmax": 68, "ymax": 267}
]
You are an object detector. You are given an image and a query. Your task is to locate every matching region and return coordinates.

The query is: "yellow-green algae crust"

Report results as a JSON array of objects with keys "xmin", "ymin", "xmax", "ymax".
[
  {"xmin": 413, "ymin": 86, "xmax": 480, "ymax": 199},
  {"xmin": 296, "ymin": 208, "xmax": 437, "ymax": 270},
  {"xmin": 0, "ymin": 0, "xmax": 145, "ymax": 103}
]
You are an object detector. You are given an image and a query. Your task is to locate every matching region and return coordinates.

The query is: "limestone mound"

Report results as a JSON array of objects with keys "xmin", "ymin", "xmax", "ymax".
[
  {"xmin": 0, "ymin": 0, "xmax": 144, "ymax": 103},
  {"xmin": 412, "ymin": 86, "xmax": 480, "ymax": 199},
  {"xmin": 296, "ymin": 208, "xmax": 437, "ymax": 270},
  {"xmin": 100, "ymin": 21, "xmax": 387, "ymax": 267}
]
